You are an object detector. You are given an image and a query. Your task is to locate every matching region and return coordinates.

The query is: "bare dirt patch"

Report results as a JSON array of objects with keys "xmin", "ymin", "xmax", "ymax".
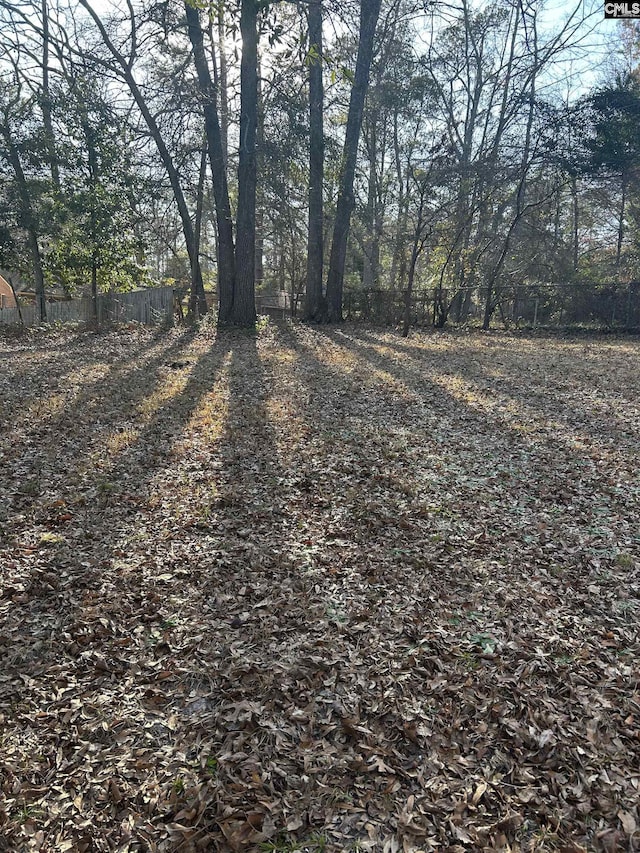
[{"xmin": 1, "ymin": 323, "xmax": 638, "ymax": 852}]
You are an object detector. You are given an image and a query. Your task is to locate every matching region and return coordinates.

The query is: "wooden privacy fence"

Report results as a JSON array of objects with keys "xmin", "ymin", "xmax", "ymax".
[{"xmin": 0, "ymin": 286, "xmax": 175, "ymax": 327}]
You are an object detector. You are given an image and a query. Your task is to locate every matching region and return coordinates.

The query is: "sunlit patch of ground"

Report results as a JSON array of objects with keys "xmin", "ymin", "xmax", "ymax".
[{"xmin": 0, "ymin": 322, "xmax": 638, "ymax": 852}]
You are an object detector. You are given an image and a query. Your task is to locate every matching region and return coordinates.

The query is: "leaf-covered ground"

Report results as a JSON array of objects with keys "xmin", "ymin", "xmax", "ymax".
[{"xmin": 0, "ymin": 322, "xmax": 638, "ymax": 853}]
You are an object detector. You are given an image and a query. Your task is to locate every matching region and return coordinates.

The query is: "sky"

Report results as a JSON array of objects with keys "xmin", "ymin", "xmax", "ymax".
[
  {"xmin": 540, "ymin": 0, "xmax": 623, "ymax": 84},
  {"xmin": 82, "ymin": 0, "xmax": 627, "ymax": 97}
]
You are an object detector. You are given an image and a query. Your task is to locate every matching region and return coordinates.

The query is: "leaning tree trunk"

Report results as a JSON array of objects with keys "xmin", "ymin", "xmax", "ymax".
[
  {"xmin": 325, "ymin": 0, "xmax": 382, "ymax": 322},
  {"xmin": 304, "ymin": 0, "xmax": 325, "ymax": 321},
  {"xmin": 79, "ymin": 0, "xmax": 207, "ymax": 315},
  {"xmin": 232, "ymin": 0, "xmax": 258, "ymax": 325}
]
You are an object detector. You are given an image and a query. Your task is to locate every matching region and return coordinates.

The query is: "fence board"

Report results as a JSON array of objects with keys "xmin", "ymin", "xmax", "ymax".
[{"xmin": 0, "ymin": 286, "xmax": 175, "ymax": 327}]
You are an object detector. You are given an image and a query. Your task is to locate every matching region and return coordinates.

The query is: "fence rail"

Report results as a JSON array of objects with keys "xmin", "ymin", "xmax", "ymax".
[
  {"xmin": 5, "ymin": 283, "xmax": 637, "ymax": 330},
  {"xmin": 0, "ymin": 286, "xmax": 175, "ymax": 327},
  {"xmin": 256, "ymin": 284, "xmax": 640, "ymax": 329},
  {"xmin": 338, "ymin": 283, "xmax": 640, "ymax": 329}
]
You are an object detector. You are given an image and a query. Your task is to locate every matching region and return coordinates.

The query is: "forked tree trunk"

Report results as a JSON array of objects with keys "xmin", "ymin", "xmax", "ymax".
[
  {"xmin": 325, "ymin": 0, "xmax": 382, "ymax": 322},
  {"xmin": 185, "ymin": 1, "xmax": 235, "ymax": 321}
]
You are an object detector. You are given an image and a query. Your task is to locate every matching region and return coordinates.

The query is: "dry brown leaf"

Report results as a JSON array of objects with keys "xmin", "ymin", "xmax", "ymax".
[
  {"xmin": 618, "ymin": 810, "xmax": 637, "ymax": 835},
  {"xmin": 0, "ymin": 326, "xmax": 638, "ymax": 853}
]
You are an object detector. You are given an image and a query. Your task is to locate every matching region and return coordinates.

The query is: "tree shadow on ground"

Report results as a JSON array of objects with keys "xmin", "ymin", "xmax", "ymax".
[
  {"xmin": 1, "ymin": 323, "xmax": 638, "ymax": 852},
  {"xmin": 1, "ymin": 327, "xmax": 197, "ymax": 492},
  {"xmin": 312, "ymin": 325, "xmax": 627, "ymax": 488},
  {"xmin": 0, "ymin": 327, "xmax": 240, "ymax": 848}
]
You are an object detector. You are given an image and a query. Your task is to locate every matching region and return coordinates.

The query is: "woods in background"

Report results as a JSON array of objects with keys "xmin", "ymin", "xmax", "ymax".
[{"xmin": 0, "ymin": 0, "xmax": 638, "ymax": 329}]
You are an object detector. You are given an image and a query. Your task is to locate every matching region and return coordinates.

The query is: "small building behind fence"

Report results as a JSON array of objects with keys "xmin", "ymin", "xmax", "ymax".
[{"xmin": 0, "ymin": 275, "xmax": 17, "ymax": 310}]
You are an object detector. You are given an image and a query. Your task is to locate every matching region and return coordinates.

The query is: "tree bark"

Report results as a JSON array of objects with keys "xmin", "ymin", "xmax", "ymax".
[
  {"xmin": 255, "ymin": 58, "xmax": 264, "ymax": 289},
  {"xmin": 193, "ymin": 141, "xmax": 208, "ymax": 315},
  {"xmin": 233, "ymin": 0, "xmax": 258, "ymax": 325},
  {"xmin": 85, "ymin": 120, "xmax": 99, "ymax": 319},
  {"xmin": 571, "ymin": 174, "xmax": 579, "ymax": 273},
  {"xmin": 482, "ymin": 1, "xmax": 538, "ymax": 330},
  {"xmin": 185, "ymin": 1, "xmax": 235, "ymax": 321},
  {"xmin": 362, "ymin": 122, "xmax": 377, "ymax": 290},
  {"xmin": 403, "ymin": 178, "xmax": 431, "ymax": 336},
  {"xmin": 305, "ymin": 0, "xmax": 325, "ymax": 321},
  {"xmin": 41, "ymin": 0, "xmax": 60, "ymax": 193},
  {"xmin": 402, "ymin": 242, "xmax": 419, "ymax": 337},
  {"xmin": 388, "ymin": 111, "xmax": 404, "ymax": 291},
  {"xmin": 616, "ymin": 171, "xmax": 626, "ymax": 269},
  {"xmin": 217, "ymin": 2, "xmax": 229, "ymax": 167},
  {"xmin": 325, "ymin": 0, "xmax": 382, "ymax": 322}
]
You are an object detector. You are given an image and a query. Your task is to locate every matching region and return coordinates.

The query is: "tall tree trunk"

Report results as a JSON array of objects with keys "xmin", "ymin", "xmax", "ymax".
[
  {"xmin": 79, "ymin": 0, "xmax": 207, "ymax": 315},
  {"xmin": 193, "ymin": 141, "xmax": 208, "ymax": 314},
  {"xmin": 362, "ymin": 123, "xmax": 377, "ymax": 290},
  {"xmin": 217, "ymin": 2, "xmax": 229, "ymax": 167},
  {"xmin": 571, "ymin": 174, "xmax": 579, "ymax": 274},
  {"xmin": 86, "ymin": 121, "xmax": 99, "ymax": 320},
  {"xmin": 194, "ymin": 142, "xmax": 207, "ymax": 262},
  {"xmin": 616, "ymin": 171, "xmax": 626, "ymax": 269},
  {"xmin": 278, "ymin": 233, "xmax": 286, "ymax": 291},
  {"xmin": 305, "ymin": 0, "xmax": 325, "ymax": 321},
  {"xmin": 460, "ymin": 274, "xmax": 474, "ymax": 321},
  {"xmin": 388, "ymin": 112, "xmax": 404, "ymax": 291},
  {"xmin": 483, "ymin": 2, "xmax": 538, "ymax": 331},
  {"xmin": 325, "ymin": 0, "xmax": 382, "ymax": 322},
  {"xmin": 402, "ymin": 242, "xmax": 419, "ymax": 338},
  {"xmin": 41, "ymin": 0, "xmax": 60, "ymax": 193},
  {"xmin": 255, "ymin": 59, "xmax": 264, "ymax": 289},
  {"xmin": 233, "ymin": 0, "xmax": 258, "ymax": 325},
  {"xmin": 403, "ymin": 180, "xmax": 431, "ymax": 335},
  {"xmin": 185, "ymin": 1, "xmax": 235, "ymax": 320}
]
